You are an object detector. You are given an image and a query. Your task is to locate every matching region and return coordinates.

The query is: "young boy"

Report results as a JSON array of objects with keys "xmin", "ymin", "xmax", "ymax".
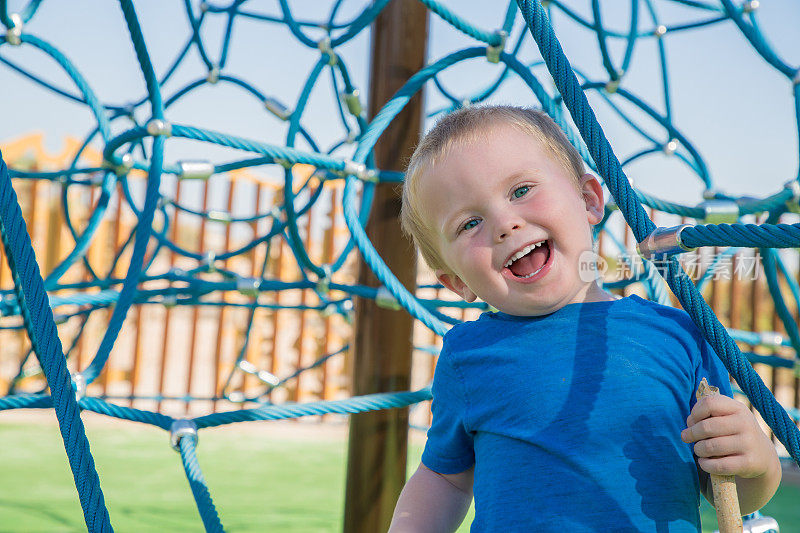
[{"xmin": 390, "ymin": 106, "xmax": 780, "ymax": 531}]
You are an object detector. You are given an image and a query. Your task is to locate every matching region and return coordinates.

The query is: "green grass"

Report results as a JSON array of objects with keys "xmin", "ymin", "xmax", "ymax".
[{"xmin": 1, "ymin": 414, "xmax": 798, "ymax": 532}]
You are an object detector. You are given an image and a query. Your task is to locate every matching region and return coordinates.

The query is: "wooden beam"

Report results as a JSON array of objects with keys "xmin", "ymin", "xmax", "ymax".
[{"xmin": 343, "ymin": 1, "xmax": 428, "ymax": 531}]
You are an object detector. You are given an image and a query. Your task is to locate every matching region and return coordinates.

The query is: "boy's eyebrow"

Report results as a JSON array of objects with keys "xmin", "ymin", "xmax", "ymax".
[{"xmin": 504, "ymin": 168, "xmax": 543, "ymax": 184}]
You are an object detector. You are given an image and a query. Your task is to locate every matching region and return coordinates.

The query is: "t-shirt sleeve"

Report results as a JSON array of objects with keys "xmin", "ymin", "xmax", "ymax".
[
  {"xmin": 691, "ymin": 336, "xmax": 734, "ymax": 409},
  {"xmin": 421, "ymin": 346, "xmax": 475, "ymax": 474}
]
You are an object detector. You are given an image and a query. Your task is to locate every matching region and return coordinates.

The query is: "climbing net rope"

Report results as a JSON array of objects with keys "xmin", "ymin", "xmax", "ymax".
[{"xmin": 1, "ymin": 1, "xmax": 799, "ymax": 530}]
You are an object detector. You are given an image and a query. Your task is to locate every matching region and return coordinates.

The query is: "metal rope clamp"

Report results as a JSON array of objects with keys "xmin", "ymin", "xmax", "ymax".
[
  {"xmin": 170, "ymin": 419, "xmax": 198, "ymax": 452},
  {"xmin": 699, "ymin": 199, "xmax": 739, "ymax": 224},
  {"xmin": 375, "ymin": 286, "xmax": 402, "ymax": 311},
  {"xmin": 203, "ymin": 251, "xmax": 217, "ymax": 273},
  {"xmin": 316, "ymin": 264, "xmax": 332, "ymax": 295},
  {"xmin": 206, "ymin": 65, "xmax": 220, "ymax": 84},
  {"xmin": 784, "ymin": 180, "xmax": 800, "ymax": 214},
  {"xmin": 343, "ymin": 160, "xmax": 378, "ymax": 183},
  {"xmin": 5, "ymin": 13, "xmax": 22, "ymax": 46},
  {"xmin": 238, "ymin": 359, "xmax": 279, "ymax": 386},
  {"xmin": 264, "ymin": 96, "xmax": 292, "ymax": 121},
  {"xmin": 208, "ymin": 210, "xmax": 232, "ymax": 224},
  {"xmin": 318, "ymin": 37, "xmax": 337, "ymax": 66},
  {"xmin": 146, "ymin": 119, "xmax": 172, "ymax": 137},
  {"xmin": 178, "ymin": 160, "xmax": 214, "ymax": 180},
  {"xmin": 636, "ymin": 224, "xmax": 694, "ymax": 260},
  {"xmin": 236, "ymin": 277, "xmax": 261, "ymax": 297},
  {"xmin": 162, "ymin": 294, "xmax": 178, "ymax": 308},
  {"xmin": 758, "ymin": 331, "xmax": 785, "ymax": 348},
  {"xmin": 342, "ymin": 89, "xmax": 363, "ymax": 117},
  {"xmin": 103, "ymin": 153, "xmax": 134, "ymax": 176},
  {"xmin": 486, "ymin": 30, "xmax": 507, "ymax": 64},
  {"xmin": 742, "ymin": 0, "xmax": 760, "ymax": 13},
  {"xmin": 605, "ymin": 72, "xmax": 624, "ymax": 94},
  {"xmin": 72, "ymin": 372, "xmax": 87, "ymax": 402}
]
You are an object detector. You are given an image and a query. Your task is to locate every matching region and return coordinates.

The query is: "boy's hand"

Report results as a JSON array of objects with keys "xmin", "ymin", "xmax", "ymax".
[{"xmin": 681, "ymin": 393, "xmax": 776, "ymax": 479}]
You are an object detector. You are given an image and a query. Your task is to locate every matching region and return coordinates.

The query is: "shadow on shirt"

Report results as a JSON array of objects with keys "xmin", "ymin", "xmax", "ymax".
[{"xmin": 624, "ymin": 415, "xmax": 700, "ymax": 533}]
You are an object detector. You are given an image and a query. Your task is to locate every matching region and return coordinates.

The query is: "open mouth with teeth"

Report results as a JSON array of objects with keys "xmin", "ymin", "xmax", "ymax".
[{"xmin": 503, "ymin": 240, "xmax": 551, "ymax": 279}]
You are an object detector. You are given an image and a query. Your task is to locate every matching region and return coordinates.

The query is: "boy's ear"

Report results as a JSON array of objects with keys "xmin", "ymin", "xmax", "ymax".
[
  {"xmin": 579, "ymin": 173, "xmax": 605, "ymax": 225},
  {"xmin": 435, "ymin": 270, "xmax": 477, "ymax": 302}
]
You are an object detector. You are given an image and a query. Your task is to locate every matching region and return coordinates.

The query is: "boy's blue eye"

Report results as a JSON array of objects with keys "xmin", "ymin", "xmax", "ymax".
[
  {"xmin": 462, "ymin": 219, "xmax": 479, "ymax": 231},
  {"xmin": 513, "ymin": 185, "xmax": 530, "ymax": 198}
]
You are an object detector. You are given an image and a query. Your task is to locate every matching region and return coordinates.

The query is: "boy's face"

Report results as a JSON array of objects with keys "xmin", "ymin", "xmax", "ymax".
[{"xmin": 418, "ymin": 123, "xmax": 605, "ymax": 316}]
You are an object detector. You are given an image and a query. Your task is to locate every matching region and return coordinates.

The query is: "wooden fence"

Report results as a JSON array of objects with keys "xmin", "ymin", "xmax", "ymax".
[{"xmin": 1, "ymin": 136, "xmax": 798, "ymax": 440}]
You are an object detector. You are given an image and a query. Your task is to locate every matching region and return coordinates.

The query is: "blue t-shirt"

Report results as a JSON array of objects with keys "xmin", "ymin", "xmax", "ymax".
[{"xmin": 421, "ymin": 295, "xmax": 733, "ymax": 532}]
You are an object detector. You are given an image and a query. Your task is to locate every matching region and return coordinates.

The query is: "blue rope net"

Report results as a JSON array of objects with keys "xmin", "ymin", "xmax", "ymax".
[{"xmin": 0, "ymin": 1, "xmax": 798, "ymax": 530}]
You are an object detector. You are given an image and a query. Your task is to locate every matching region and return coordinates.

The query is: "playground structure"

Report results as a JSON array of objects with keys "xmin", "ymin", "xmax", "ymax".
[{"xmin": 1, "ymin": 1, "xmax": 800, "ymax": 532}]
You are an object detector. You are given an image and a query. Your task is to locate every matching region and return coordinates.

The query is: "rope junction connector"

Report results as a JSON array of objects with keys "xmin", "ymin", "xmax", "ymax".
[
  {"xmin": 784, "ymin": 180, "xmax": 800, "ymax": 214},
  {"xmin": 321, "ymin": 302, "xmax": 338, "ymax": 317},
  {"xmin": 264, "ymin": 96, "xmax": 292, "ymax": 121},
  {"xmin": 178, "ymin": 160, "xmax": 214, "ymax": 180},
  {"xmin": 104, "ymin": 153, "xmax": 135, "ymax": 176},
  {"xmin": 342, "ymin": 160, "xmax": 378, "ymax": 183},
  {"xmin": 162, "ymin": 294, "xmax": 178, "ymax": 308},
  {"xmin": 168, "ymin": 267, "xmax": 187, "ymax": 279},
  {"xmin": 146, "ymin": 119, "xmax": 172, "ymax": 137},
  {"xmin": 203, "ymin": 251, "xmax": 217, "ymax": 273},
  {"xmin": 758, "ymin": 331, "xmax": 785, "ymax": 348},
  {"xmin": 342, "ymin": 89, "xmax": 363, "ymax": 117},
  {"xmin": 486, "ymin": 30, "xmax": 508, "ymax": 64},
  {"xmin": 72, "ymin": 372, "xmax": 86, "ymax": 401},
  {"xmin": 236, "ymin": 277, "xmax": 261, "ymax": 297},
  {"xmin": 273, "ymin": 157, "xmax": 293, "ymax": 170},
  {"xmin": 269, "ymin": 205, "xmax": 284, "ymax": 221},
  {"xmin": 206, "ymin": 65, "xmax": 220, "ymax": 84},
  {"xmin": 793, "ymin": 68, "xmax": 800, "ymax": 87},
  {"xmin": 316, "ymin": 264, "xmax": 332, "ymax": 295},
  {"xmin": 663, "ymin": 139, "xmax": 678, "ymax": 155},
  {"xmin": 198, "ymin": 1, "xmax": 209, "ymax": 13},
  {"xmin": 5, "ymin": 13, "xmax": 22, "ymax": 46},
  {"xmin": 207, "ymin": 210, "xmax": 232, "ymax": 223},
  {"xmin": 653, "ymin": 25, "xmax": 667, "ymax": 39},
  {"xmin": 743, "ymin": 0, "xmax": 759, "ymax": 13},
  {"xmin": 317, "ymin": 37, "xmax": 337, "ymax": 65},
  {"xmin": 699, "ymin": 199, "xmax": 739, "ymax": 224},
  {"xmin": 375, "ymin": 286, "xmax": 402, "ymax": 311},
  {"xmin": 237, "ymin": 359, "xmax": 279, "ymax": 386},
  {"xmin": 605, "ymin": 76, "xmax": 622, "ymax": 94},
  {"xmin": 636, "ymin": 224, "xmax": 694, "ymax": 259},
  {"xmin": 227, "ymin": 391, "xmax": 245, "ymax": 403},
  {"xmin": 170, "ymin": 419, "xmax": 198, "ymax": 451}
]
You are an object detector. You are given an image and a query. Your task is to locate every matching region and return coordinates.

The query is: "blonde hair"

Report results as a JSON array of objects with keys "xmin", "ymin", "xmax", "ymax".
[{"xmin": 400, "ymin": 105, "xmax": 586, "ymax": 273}]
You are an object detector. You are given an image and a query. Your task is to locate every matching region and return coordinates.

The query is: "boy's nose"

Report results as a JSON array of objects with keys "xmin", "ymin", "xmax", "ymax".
[{"xmin": 496, "ymin": 221, "xmax": 522, "ymax": 243}]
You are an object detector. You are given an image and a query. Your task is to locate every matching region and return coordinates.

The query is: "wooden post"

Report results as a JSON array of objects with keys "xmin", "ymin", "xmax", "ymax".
[{"xmin": 343, "ymin": 2, "xmax": 428, "ymax": 531}]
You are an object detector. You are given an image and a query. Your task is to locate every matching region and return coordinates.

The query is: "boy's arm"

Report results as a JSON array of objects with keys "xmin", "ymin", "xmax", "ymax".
[
  {"xmin": 683, "ymin": 394, "xmax": 781, "ymax": 515},
  {"xmin": 389, "ymin": 463, "xmax": 474, "ymax": 533}
]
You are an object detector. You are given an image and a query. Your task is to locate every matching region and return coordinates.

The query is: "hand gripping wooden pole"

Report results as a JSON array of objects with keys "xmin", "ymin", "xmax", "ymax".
[{"xmin": 696, "ymin": 378, "xmax": 743, "ymax": 533}]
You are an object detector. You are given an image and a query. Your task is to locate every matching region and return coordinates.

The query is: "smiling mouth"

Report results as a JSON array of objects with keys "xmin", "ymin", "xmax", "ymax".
[{"xmin": 504, "ymin": 240, "xmax": 551, "ymax": 279}]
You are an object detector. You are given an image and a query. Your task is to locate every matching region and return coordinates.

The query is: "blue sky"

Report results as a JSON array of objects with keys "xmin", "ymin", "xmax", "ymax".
[{"xmin": 0, "ymin": 1, "xmax": 798, "ymax": 210}]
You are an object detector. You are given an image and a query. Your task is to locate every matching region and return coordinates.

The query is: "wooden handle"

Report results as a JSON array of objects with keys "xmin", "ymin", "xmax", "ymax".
[{"xmin": 697, "ymin": 379, "xmax": 743, "ymax": 533}]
